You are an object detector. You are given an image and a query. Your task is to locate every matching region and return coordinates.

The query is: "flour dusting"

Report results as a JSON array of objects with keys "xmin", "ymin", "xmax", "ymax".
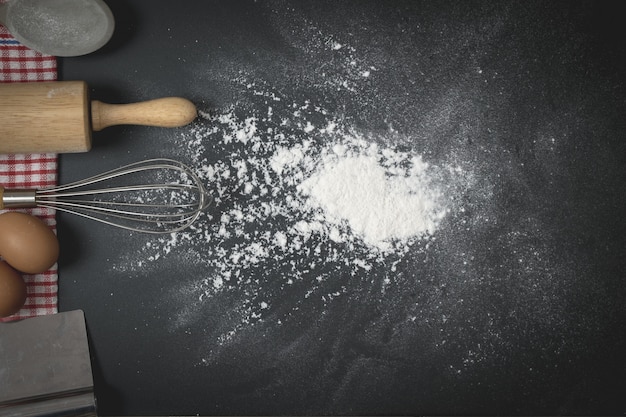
[
  {"xmin": 112, "ymin": 77, "xmax": 465, "ymax": 343},
  {"xmin": 109, "ymin": 10, "xmax": 480, "ymax": 350}
]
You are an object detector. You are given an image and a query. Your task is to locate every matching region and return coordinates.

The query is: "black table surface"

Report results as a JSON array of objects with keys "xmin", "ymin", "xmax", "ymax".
[{"xmin": 58, "ymin": 1, "xmax": 626, "ymax": 415}]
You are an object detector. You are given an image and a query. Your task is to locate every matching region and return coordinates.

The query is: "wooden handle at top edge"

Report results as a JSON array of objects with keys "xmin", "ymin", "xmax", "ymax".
[{"xmin": 91, "ymin": 97, "xmax": 197, "ymax": 131}]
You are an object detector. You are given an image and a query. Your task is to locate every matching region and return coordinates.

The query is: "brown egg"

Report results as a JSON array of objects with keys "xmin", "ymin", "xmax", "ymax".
[
  {"xmin": 0, "ymin": 211, "xmax": 59, "ymax": 274},
  {"xmin": 0, "ymin": 260, "xmax": 27, "ymax": 318}
]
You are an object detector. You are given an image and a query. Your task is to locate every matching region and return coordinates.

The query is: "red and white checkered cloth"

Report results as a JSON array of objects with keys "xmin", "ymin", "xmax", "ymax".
[{"xmin": 1, "ymin": 22, "xmax": 58, "ymax": 321}]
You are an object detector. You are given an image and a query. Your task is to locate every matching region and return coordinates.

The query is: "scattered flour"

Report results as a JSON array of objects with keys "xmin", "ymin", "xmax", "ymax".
[
  {"xmin": 112, "ymin": 26, "xmax": 471, "ymax": 345},
  {"xmin": 110, "ymin": 73, "xmax": 469, "ymax": 344},
  {"xmin": 111, "ymin": 87, "xmax": 465, "ymax": 343}
]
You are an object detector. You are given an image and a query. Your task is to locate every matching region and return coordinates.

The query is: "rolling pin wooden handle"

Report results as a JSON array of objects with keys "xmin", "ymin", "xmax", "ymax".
[{"xmin": 90, "ymin": 97, "xmax": 197, "ymax": 131}]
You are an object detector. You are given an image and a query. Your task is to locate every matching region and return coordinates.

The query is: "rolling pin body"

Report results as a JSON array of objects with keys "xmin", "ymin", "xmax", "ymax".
[{"xmin": 0, "ymin": 81, "xmax": 197, "ymax": 154}]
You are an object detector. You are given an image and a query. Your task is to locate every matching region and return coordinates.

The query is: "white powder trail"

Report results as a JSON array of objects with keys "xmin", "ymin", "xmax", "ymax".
[{"xmin": 112, "ymin": 77, "xmax": 468, "ymax": 343}]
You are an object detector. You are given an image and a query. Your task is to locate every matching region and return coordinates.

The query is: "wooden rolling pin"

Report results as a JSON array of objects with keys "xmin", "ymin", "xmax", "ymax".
[{"xmin": 0, "ymin": 81, "xmax": 197, "ymax": 154}]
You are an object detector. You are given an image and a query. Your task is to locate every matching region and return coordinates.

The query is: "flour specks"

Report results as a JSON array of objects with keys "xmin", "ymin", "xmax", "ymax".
[{"xmin": 112, "ymin": 76, "xmax": 467, "ymax": 344}]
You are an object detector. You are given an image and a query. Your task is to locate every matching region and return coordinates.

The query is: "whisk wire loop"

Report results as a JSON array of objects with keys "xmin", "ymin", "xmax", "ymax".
[{"xmin": 2, "ymin": 158, "xmax": 211, "ymax": 234}]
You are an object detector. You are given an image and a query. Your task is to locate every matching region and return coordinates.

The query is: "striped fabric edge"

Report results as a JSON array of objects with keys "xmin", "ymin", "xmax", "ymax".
[{"xmin": 1, "ymin": 22, "xmax": 58, "ymax": 321}]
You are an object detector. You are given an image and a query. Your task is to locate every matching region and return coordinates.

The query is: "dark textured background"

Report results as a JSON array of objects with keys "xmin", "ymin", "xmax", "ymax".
[{"xmin": 59, "ymin": 1, "xmax": 626, "ymax": 415}]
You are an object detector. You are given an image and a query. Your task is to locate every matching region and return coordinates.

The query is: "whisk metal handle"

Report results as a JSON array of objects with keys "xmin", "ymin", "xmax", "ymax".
[{"xmin": 0, "ymin": 187, "xmax": 37, "ymax": 209}]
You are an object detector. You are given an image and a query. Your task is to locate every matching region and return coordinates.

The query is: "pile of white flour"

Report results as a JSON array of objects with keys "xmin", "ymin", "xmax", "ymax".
[{"xmin": 297, "ymin": 143, "xmax": 446, "ymax": 251}]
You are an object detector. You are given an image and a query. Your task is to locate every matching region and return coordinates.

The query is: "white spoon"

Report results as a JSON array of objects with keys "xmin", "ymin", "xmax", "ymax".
[{"xmin": 0, "ymin": 0, "xmax": 114, "ymax": 57}]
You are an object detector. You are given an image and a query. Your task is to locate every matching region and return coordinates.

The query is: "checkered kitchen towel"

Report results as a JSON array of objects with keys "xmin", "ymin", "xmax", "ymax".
[{"xmin": 1, "ymin": 22, "xmax": 58, "ymax": 321}]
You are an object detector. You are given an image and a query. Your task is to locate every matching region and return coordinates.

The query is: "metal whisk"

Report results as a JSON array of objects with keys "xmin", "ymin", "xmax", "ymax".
[{"xmin": 0, "ymin": 158, "xmax": 211, "ymax": 234}]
